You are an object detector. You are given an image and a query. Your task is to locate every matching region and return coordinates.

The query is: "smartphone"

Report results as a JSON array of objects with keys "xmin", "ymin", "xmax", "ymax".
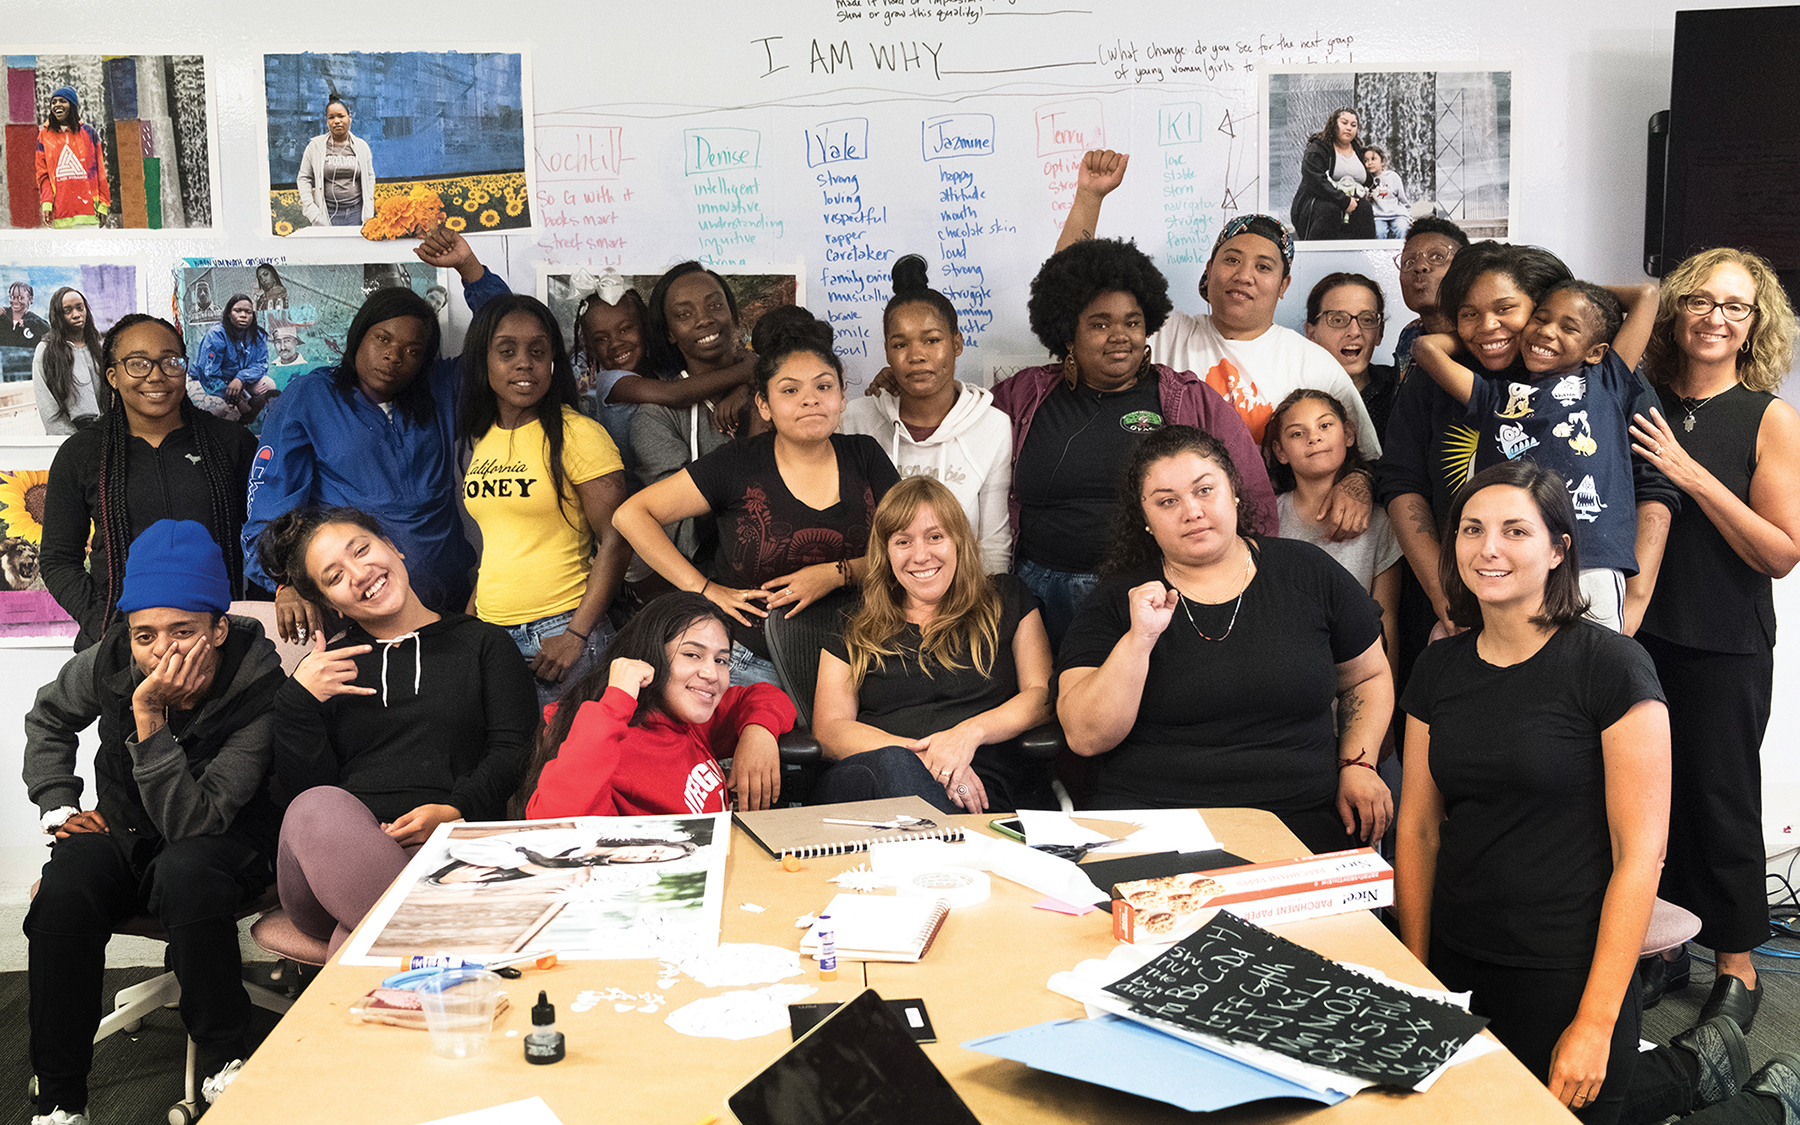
[{"xmin": 988, "ymin": 817, "xmax": 1025, "ymax": 843}]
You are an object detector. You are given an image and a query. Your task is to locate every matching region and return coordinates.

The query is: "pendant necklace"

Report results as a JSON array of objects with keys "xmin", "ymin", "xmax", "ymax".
[
  {"xmin": 1678, "ymin": 388, "xmax": 1727, "ymax": 432},
  {"xmin": 1169, "ymin": 542, "xmax": 1255, "ymax": 642}
]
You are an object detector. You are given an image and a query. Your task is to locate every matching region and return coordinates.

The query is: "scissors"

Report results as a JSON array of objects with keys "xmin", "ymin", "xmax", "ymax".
[{"xmin": 820, "ymin": 814, "xmax": 939, "ymax": 831}]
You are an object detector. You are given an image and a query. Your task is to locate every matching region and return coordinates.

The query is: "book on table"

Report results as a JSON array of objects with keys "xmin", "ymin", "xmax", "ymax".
[
  {"xmin": 735, "ymin": 795, "xmax": 965, "ymax": 858},
  {"xmin": 799, "ymin": 892, "xmax": 951, "ymax": 963}
]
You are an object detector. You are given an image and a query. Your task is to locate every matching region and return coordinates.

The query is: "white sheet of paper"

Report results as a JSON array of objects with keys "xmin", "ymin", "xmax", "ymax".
[
  {"xmin": 1080, "ymin": 808, "xmax": 1220, "ymax": 853},
  {"xmin": 676, "ymin": 943, "xmax": 802, "ymax": 988},
  {"xmin": 1017, "ymin": 809, "xmax": 1115, "ymax": 847},
  {"xmin": 411, "ymin": 1096, "xmax": 566, "ymax": 1125},
  {"xmin": 664, "ymin": 983, "xmax": 817, "ymax": 1040}
]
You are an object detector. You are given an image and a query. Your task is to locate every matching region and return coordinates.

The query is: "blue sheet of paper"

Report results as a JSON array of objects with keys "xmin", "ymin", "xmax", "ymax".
[{"xmin": 961, "ymin": 1013, "xmax": 1348, "ymax": 1113}]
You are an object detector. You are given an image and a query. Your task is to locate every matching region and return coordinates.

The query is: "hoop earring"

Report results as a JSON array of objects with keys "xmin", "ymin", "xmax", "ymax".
[{"xmin": 1061, "ymin": 353, "xmax": 1080, "ymax": 389}]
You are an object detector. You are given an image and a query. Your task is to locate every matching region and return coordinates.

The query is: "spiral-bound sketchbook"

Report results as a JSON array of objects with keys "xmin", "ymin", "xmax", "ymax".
[
  {"xmin": 799, "ymin": 893, "xmax": 952, "ymax": 963},
  {"xmin": 735, "ymin": 797, "xmax": 965, "ymax": 859}
]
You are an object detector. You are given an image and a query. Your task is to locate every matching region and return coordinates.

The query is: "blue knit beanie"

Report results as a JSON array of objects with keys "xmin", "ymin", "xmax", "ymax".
[
  {"xmin": 118, "ymin": 520, "xmax": 232, "ymax": 615},
  {"xmin": 50, "ymin": 86, "xmax": 78, "ymax": 115}
]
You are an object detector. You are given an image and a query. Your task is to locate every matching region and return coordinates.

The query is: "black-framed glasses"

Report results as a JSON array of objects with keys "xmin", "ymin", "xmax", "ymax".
[
  {"xmin": 1313, "ymin": 310, "xmax": 1383, "ymax": 331},
  {"xmin": 115, "ymin": 355, "xmax": 188, "ymax": 379},
  {"xmin": 1395, "ymin": 249, "xmax": 1453, "ymax": 272},
  {"xmin": 1678, "ymin": 295, "xmax": 1755, "ymax": 322}
]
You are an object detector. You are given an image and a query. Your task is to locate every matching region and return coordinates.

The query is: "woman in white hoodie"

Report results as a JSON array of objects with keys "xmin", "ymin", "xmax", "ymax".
[{"xmin": 842, "ymin": 256, "xmax": 1013, "ymax": 574}]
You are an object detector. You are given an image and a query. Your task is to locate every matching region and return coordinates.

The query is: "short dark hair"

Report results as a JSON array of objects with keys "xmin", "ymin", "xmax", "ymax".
[
  {"xmin": 1026, "ymin": 238, "xmax": 1172, "ymax": 361},
  {"xmin": 256, "ymin": 506, "xmax": 389, "ymax": 604},
  {"xmin": 1540, "ymin": 279, "xmax": 1623, "ymax": 348},
  {"xmin": 643, "ymin": 262, "xmax": 741, "ymax": 378},
  {"xmin": 1436, "ymin": 242, "xmax": 1573, "ymax": 330},
  {"xmin": 885, "ymin": 254, "xmax": 959, "ymax": 337},
  {"xmin": 1440, "ymin": 460, "xmax": 1588, "ymax": 630},
  {"xmin": 1100, "ymin": 425, "xmax": 1250, "ymax": 577},
  {"xmin": 1404, "ymin": 216, "xmax": 1469, "ymax": 248},
  {"xmin": 749, "ymin": 305, "xmax": 841, "ymax": 401},
  {"xmin": 1364, "ymin": 145, "xmax": 1387, "ymax": 161},
  {"xmin": 1305, "ymin": 272, "xmax": 1385, "ymax": 324},
  {"xmin": 336, "ymin": 287, "xmax": 443, "ymax": 426}
]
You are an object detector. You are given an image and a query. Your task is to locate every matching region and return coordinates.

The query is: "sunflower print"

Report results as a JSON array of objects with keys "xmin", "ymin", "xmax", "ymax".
[{"xmin": 0, "ymin": 470, "xmax": 52, "ymax": 543}]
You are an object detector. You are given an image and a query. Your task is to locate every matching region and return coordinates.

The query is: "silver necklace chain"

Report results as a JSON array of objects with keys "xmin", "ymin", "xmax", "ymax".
[{"xmin": 1169, "ymin": 543, "xmax": 1255, "ymax": 643}]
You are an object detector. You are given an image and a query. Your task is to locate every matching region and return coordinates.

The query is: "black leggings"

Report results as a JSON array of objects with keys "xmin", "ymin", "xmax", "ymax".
[{"xmin": 1430, "ymin": 940, "xmax": 1640, "ymax": 1125}]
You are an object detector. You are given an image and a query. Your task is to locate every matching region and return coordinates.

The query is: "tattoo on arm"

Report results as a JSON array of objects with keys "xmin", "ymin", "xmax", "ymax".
[
  {"xmin": 1337, "ymin": 685, "xmax": 1364, "ymax": 730},
  {"xmin": 1078, "ymin": 228, "xmax": 1094, "ymax": 242},
  {"xmin": 1338, "ymin": 471, "xmax": 1372, "ymax": 504}
]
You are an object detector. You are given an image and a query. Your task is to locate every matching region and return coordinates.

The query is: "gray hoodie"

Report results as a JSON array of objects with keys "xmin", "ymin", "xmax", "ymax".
[{"xmin": 839, "ymin": 381, "xmax": 1014, "ymax": 574}]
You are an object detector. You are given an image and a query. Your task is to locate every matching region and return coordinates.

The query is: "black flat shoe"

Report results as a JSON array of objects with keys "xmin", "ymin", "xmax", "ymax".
[
  {"xmin": 1671, "ymin": 1015, "xmax": 1751, "ymax": 1106},
  {"xmin": 1698, "ymin": 973, "xmax": 1762, "ymax": 1034},
  {"xmin": 1640, "ymin": 946, "xmax": 1693, "ymax": 1010},
  {"xmin": 1742, "ymin": 1052, "xmax": 1800, "ymax": 1121}
]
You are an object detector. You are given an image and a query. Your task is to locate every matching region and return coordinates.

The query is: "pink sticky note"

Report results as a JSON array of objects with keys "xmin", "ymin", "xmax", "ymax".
[{"xmin": 1033, "ymin": 896, "xmax": 1097, "ymax": 917}]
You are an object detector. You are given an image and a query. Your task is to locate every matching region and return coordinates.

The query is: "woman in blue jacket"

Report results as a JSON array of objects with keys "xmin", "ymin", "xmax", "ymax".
[
  {"xmin": 189, "ymin": 295, "xmax": 281, "ymax": 425},
  {"xmin": 242, "ymin": 228, "xmax": 507, "ymax": 643}
]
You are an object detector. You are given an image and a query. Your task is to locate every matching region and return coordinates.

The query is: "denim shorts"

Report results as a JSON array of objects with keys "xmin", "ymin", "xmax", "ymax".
[{"xmin": 504, "ymin": 607, "xmax": 610, "ymax": 709}]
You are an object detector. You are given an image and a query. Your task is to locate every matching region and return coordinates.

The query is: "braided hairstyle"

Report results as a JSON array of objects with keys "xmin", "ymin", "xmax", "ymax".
[{"xmin": 94, "ymin": 314, "xmax": 243, "ymax": 636}]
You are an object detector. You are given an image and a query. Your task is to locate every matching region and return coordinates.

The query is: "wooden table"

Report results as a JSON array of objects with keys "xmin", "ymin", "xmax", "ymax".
[{"xmin": 207, "ymin": 810, "xmax": 1574, "ymax": 1125}]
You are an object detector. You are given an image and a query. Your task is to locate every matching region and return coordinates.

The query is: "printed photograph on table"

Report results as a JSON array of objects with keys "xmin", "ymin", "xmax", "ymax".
[
  {"xmin": 0, "ymin": 468, "xmax": 76, "ymax": 640},
  {"xmin": 339, "ymin": 814, "xmax": 730, "ymax": 967},
  {"xmin": 171, "ymin": 258, "xmax": 447, "ymax": 433},
  {"xmin": 1261, "ymin": 66, "xmax": 1512, "ymax": 248},
  {"xmin": 261, "ymin": 49, "xmax": 533, "ymax": 240},
  {"xmin": 1, "ymin": 52, "xmax": 218, "ymax": 232},
  {"xmin": 537, "ymin": 263, "xmax": 800, "ymax": 395},
  {"xmin": 0, "ymin": 260, "xmax": 142, "ymax": 435}
]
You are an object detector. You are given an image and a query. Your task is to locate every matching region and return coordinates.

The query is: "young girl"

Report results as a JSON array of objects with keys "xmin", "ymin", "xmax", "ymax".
[
  {"xmin": 259, "ymin": 505, "xmax": 537, "ymax": 953},
  {"xmin": 614, "ymin": 305, "xmax": 900, "ymax": 686},
  {"xmin": 1265, "ymin": 388, "xmax": 1403, "ymax": 678},
  {"xmin": 526, "ymin": 592, "xmax": 796, "ymax": 818},
  {"xmin": 40, "ymin": 315, "xmax": 254, "ymax": 650},
  {"xmin": 458, "ymin": 295, "xmax": 631, "ymax": 708},
  {"xmin": 840, "ymin": 255, "xmax": 1013, "ymax": 574},
  {"xmin": 190, "ymin": 294, "xmax": 282, "ymax": 425},
  {"xmin": 31, "ymin": 285, "xmax": 109, "ymax": 434}
]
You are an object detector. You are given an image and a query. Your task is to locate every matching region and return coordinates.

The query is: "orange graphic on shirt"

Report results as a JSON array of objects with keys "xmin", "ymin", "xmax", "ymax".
[{"xmin": 1204, "ymin": 358, "xmax": 1273, "ymax": 443}]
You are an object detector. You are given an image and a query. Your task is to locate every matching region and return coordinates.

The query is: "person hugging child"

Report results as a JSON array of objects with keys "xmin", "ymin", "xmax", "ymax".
[
  {"xmin": 1362, "ymin": 147, "xmax": 1412, "ymax": 241},
  {"xmin": 1413, "ymin": 279, "xmax": 1675, "ymax": 632}
]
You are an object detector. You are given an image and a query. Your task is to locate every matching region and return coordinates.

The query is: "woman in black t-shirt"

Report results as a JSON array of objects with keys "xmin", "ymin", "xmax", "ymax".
[
  {"xmin": 1395, "ymin": 460, "xmax": 1668, "ymax": 1123},
  {"xmin": 1057, "ymin": 425, "xmax": 1392, "ymax": 853},
  {"xmin": 813, "ymin": 477, "xmax": 1055, "ymax": 814}
]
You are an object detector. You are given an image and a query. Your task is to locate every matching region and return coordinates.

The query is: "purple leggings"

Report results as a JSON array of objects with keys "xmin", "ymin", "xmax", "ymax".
[{"xmin": 276, "ymin": 787, "xmax": 415, "ymax": 955}]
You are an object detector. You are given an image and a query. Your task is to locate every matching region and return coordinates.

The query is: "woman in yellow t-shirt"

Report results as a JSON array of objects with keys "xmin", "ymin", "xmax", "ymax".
[{"xmin": 459, "ymin": 295, "xmax": 631, "ymax": 708}]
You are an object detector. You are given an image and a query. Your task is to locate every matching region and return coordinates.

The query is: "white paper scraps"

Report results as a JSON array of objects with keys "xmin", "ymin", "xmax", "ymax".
[
  {"xmin": 409, "ymin": 1095, "xmax": 566, "ymax": 1125},
  {"xmin": 665, "ymin": 983, "xmax": 817, "ymax": 1040},
  {"xmin": 1017, "ymin": 809, "xmax": 1115, "ymax": 847},
  {"xmin": 869, "ymin": 838, "xmax": 983, "ymax": 876},
  {"xmin": 504, "ymin": 1029, "xmax": 519, "ymax": 1038},
  {"xmin": 677, "ymin": 943, "xmax": 803, "ymax": 988},
  {"xmin": 739, "ymin": 902, "xmax": 766, "ymax": 913},
  {"xmin": 1083, "ymin": 808, "xmax": 1220, "ymax": 854},
  {"xmin": 570, "ymin": 986, "xmax": 667, "ymax": 1014},
  {"xmin": 827, "ymin": 863, "xmax": 890, "ymax": 892},
  {"xmin": 794, "ymin": 913, "xmax": 818, "ymax": 929}
]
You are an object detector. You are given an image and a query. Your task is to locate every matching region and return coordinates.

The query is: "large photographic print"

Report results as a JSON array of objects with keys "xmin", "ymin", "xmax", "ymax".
[{"xmin": 1263, "ymin": 67, "xmax": 1512, "ymax": 249}]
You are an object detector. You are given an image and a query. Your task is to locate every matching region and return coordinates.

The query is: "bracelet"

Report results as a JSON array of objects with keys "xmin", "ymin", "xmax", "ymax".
[
  {"xmin": 1338, "ymin": 750, "xmax": 1378, "ymax": 773},
  {"xmin": 700, "ymin": 580, "xmax": 711, "ymax": 597},
  {"xmin": 565, "ymin": 626, "xmax": 589, "ymax": 641},
  {"xmin": 835, "ymin": 559, "xmax": 848, "ymax": 585}
]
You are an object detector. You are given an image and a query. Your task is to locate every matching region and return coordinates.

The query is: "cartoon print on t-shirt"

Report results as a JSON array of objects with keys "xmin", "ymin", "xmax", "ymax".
[
  {"xmin": 1552, "ymin": 411, "xmax": 1597, "ymax": 456},
  {"xmin": 1496, "ymin": 423, "xmax": 1539, "ymax": 460},
  {"xmin": 1496, "ymin": 382, "xmax": 1538, "ymax": 419},
  {"xmin": 1569, "ymin": 474, "xmax": 1607, "ymax": 523},
  {"xmin": 1441, "ymin": 423, "xmax": 1481, "ymax": 494},
  {"xmin": 1203, "ymin": 357, "xmax": 1273, "ymax": 442},
  {"xmin": 1550, "ymin": 374, "xmax": 1586, "ymax": 407}
]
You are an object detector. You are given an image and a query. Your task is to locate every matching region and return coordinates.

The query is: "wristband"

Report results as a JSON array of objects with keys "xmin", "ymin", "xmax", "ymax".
[
  {"xmin": 1338, "ymin": 750, "xmax": 1377, "ymax": 773},
  {"xmin": 700, "ymin": 580, "xmax": 711, "ymax": 597},
  {"xmin": 565, "ymin": 626, "xmax": 589, "ymax": 641},
  {"xmin": 835, "ymin": 559, "xmax": 848, "ymax": 586},
  {"xmin": 40, "ymin": 805, "xmax": 79, "ymax": 834}
]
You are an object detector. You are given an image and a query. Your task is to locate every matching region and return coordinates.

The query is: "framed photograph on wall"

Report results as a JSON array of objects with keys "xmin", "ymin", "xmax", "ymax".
[
  {"xmin": 1260, "ymin": 66, "xmax": 1513, "ymax": 250},
  {"xmin": 0, "ymin": 259, "xmax": 145, "ymax": 435}
]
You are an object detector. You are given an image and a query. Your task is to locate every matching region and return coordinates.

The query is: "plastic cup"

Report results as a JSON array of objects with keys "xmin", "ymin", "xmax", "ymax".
[{"xmin": 416, "ymin": 970, "xmax": 503, "ymax": 1059}]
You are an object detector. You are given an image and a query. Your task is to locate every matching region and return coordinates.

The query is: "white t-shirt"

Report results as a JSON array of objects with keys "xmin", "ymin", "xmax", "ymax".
[
  {"xmin": 1276, "ymin": 492, "xmax": 1403, "ymax": 593},
  {"xmin": 1148, "ymin": 311, "xmax": 1382, "ymax": 456}
]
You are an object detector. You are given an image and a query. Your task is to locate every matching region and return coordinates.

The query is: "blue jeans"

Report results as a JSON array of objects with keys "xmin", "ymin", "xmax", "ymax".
[
  {"xmin": 730, "ymin": 640, "xmax": 782, "ymax": 689},
  {"xmin": 1016, "ymin": 559, "xmax": 1099, "ymax": 654},
  {"xmin": 1376, "ymin": 215, "xmax": 1408, "ymax": 240},
  {"xmin": 326, "ymin": 201, "xmax": 363, "ymax": 227},
  {"xmin": 816, "ymin": 746, "xmax": 961, "ymax": 814},
  {"xmin": 504, "ymin": 608, "xmax": 608, "ymax": 710}
]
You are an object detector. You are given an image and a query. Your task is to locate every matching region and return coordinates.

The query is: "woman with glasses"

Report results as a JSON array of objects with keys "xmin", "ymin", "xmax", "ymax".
[
  {"xmin": 1303, "ymin": 273, "xmax": 1396, "ymax": 437},
  {"xmin": 41, "ymin": 315, "xmax": 256, "ymax": 650},
  {"xmin": 1627, "ymin": 248, "xmax": 1800, "ymax": 1030}
]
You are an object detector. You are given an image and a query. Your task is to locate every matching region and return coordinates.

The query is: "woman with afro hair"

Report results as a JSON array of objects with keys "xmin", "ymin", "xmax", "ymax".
[{"xmin": 990, "ymin": 238, "xmax": 1274, "ymax": 647}]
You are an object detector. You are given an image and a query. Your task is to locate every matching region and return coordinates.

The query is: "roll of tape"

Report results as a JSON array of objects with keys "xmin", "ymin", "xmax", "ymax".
[{"xmin": 898, "ymin": 867, "xmax": 990, "ymax": 908}]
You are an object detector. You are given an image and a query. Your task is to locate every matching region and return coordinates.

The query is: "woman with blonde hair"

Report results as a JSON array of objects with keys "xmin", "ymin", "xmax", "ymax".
[
  {"xmin": 1628, "ymin": 247, "xmax": 1800, "ymax": 1028},
  {"xmin": 812, "ymin": 476, "xmax": 1054, "ymax": 813}
]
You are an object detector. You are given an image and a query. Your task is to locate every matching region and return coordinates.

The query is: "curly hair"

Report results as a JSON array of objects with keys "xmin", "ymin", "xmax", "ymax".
[
  {"xmin": 1100, "ymin": 426, "xmax": 1249, "ymax": 577},
  {"xmin": 1307, "ymin": 107, "xmax": 1365, "ymax": 152},
  {"xmin": 1435, "ymin": 242, "xmax": 1572, "ymax": 337},
  {"xmin": 1539, "ymin": 280, "xmax": 1624, "ymax": 349},
  {"xmin": 1262, "ymin": 389, "xmax": 1373, "ymax": 494},
  {"xmin": 1644, "ymin": 247, "xmax": 1797, "ymax": 394},
  {"xmin": 749, "ymin": 305, "xmax": 841, "ymax": 404},
  {"xmin": 1026, "ymin": 239, "xmax": 1172, "ymax": 361},
  {"xmin": 1404, "ymin": 216, "xmax": 1469, "ymax": 248},
  {"xmin": 255, "ymin": 505, "xmax": 389, "ymax": 605},
  {"xmin": 841, "ymin": 477, "xmax": 1001, "ymax": 688},
  {"xmin": 1440, "ymin": 460, "xmax": 1587, "ymax": 631}
]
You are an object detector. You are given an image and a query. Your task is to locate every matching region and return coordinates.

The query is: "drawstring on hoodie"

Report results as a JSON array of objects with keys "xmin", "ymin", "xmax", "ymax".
[{"xmin": 377, "ymin": 631, "xmax": 422, "ymax": 707}]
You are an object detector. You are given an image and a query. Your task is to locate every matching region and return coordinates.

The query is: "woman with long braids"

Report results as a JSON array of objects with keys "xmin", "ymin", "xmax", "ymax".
[
  {"xmin": 40, "ymin": 315, "xmax": 255, "ymax": 650},
  {"xmin": 31, "ymin": 286, "xmax": 109, "ymax": 434}
]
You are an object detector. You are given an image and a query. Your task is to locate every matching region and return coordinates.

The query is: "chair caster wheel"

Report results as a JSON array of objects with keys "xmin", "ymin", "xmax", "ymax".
[
  {"xmin": 28, "ymin": 1074, "xmax": 39, "ymax": 1099},
  {"xmin": 168, "ymin": 1099, "xmax": 200, "ymax": 1125},
  {"xmin": 123, "ymin": 1018, "xmax": 144, "ymax": 1033}
]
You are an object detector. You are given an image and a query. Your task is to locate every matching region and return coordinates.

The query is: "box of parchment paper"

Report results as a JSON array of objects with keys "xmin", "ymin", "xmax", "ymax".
[{"xmin": 1111, "ymin": 848, "xmax": 1393, "ymax": 943}]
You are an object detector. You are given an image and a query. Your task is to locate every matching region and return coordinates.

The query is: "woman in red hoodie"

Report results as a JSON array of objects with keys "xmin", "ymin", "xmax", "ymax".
[{"xmin": 527, "ymin": 592, "xmax": 796, "ymax": 818}]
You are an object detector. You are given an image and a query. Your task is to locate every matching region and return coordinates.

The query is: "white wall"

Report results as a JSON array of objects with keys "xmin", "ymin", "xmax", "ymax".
[{"xmin": 3, "ymin": 1, "xmax": 1796, "ymax": 891}]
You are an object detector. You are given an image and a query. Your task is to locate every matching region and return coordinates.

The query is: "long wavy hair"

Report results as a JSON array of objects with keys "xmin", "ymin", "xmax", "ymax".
[
  {"xmin": 40, "ymin": 286, "xmax": 108, "ymax": 425},
  {"xmin": 841, "ymin": 477, "xmax": 1001, "ymax": 687},
  {"xmin": 1644, "ymin": 247, "xmax": 1797, "ymax": 394},
  {"xmin": 1262, "ymin": 388, "xmax": 1372, "ymax": 494},
  {"xmin": 457, "ymin": 294, "xmax": 583, "ymax": 528},
  {"xmin": 1101, "ymin": 426, "xmax": 1249, "ymax": 578}
]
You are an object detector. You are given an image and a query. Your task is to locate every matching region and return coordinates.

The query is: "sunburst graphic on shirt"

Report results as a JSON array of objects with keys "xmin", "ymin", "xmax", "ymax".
[{"xmin": 1441, "ymin": 424, "xmax": 1481, "ymax": 493}]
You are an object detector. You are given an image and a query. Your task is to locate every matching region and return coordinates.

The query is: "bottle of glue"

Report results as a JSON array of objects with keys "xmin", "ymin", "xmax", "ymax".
[
  {"xmin": 817, "ymin": 912, "xmax": 837, "ymax": 982},
  {"xmin": 524, "ymin": 990, "xmax": 565, "ymax": 1064}
]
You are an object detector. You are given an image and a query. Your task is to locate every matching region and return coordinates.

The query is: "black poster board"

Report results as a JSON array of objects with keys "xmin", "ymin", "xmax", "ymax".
[{"xmin": 1102, "ymin": 912, "xmax": 1487, "ymax": 1089}]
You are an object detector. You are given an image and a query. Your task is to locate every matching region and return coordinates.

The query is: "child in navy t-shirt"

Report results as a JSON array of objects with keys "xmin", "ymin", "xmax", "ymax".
[{"xmin": 1414, "ymin": 280, "xmax": 1678, "ymax": 631}]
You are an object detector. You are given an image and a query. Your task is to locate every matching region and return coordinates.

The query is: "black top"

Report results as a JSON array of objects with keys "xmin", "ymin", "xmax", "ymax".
[
  {"xmin": 688, "ymin": 432, "xmax": 899, "ymax": 658},
  {"xmin": 1059, "ymin": 538, "xmax": 1381, "ymax": 812},
  {"xmin": 825, "ymin": 574, "xmax": 1039, "ymax": 739},
  {"xmin": 1638, "ymin": 382, "xmax": 1777, "ymax": 654},
  {"xmin": 1014, "ymin": 376, "xmax": 1164, "ymax": 572},
  {"xmin": 270, "ymin": 613, "xmax": 538, "ymax": 823},
  {"xmin": 1401, "ymin": 622, "xmax": 1664, "ymax": 969},
  {"xmin": 41, "ymin": 413, "xmax": 256, "ymax": 650},
  {"xmin": 1358, "ymin": 362, "xmax": 1401, "ymax": 444}
]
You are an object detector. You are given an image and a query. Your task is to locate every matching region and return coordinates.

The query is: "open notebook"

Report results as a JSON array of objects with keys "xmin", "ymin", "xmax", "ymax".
[
  {"xmin": 736, "ymin": 796, "xmax": 965, "ymax": 858},
  {"xmin": 799, "ymin": 893, "xmax": 952, "ymax": 963}
]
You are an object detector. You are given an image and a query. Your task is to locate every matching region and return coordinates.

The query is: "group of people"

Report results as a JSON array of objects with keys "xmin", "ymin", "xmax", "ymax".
[{"xmin": 17, "ymin": 138, "xmax": 1800, "ymax": 1125}]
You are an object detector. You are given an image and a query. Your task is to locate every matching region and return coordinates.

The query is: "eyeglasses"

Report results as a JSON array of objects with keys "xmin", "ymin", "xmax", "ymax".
[
  {"xmin": 1313, "ymin": 310, "xmax": 1383, "ymax": 331},
  {"xmin": 1678, "ymin": 295, "xmax": 1755, "ymax": 322},
  {"xmin": 115, "ymin": 355, "xmax": 189, "ymax": 379},
  {"xmin": 1395, "ymin": 249, "xmax": 1454, "ymax": 272}
]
